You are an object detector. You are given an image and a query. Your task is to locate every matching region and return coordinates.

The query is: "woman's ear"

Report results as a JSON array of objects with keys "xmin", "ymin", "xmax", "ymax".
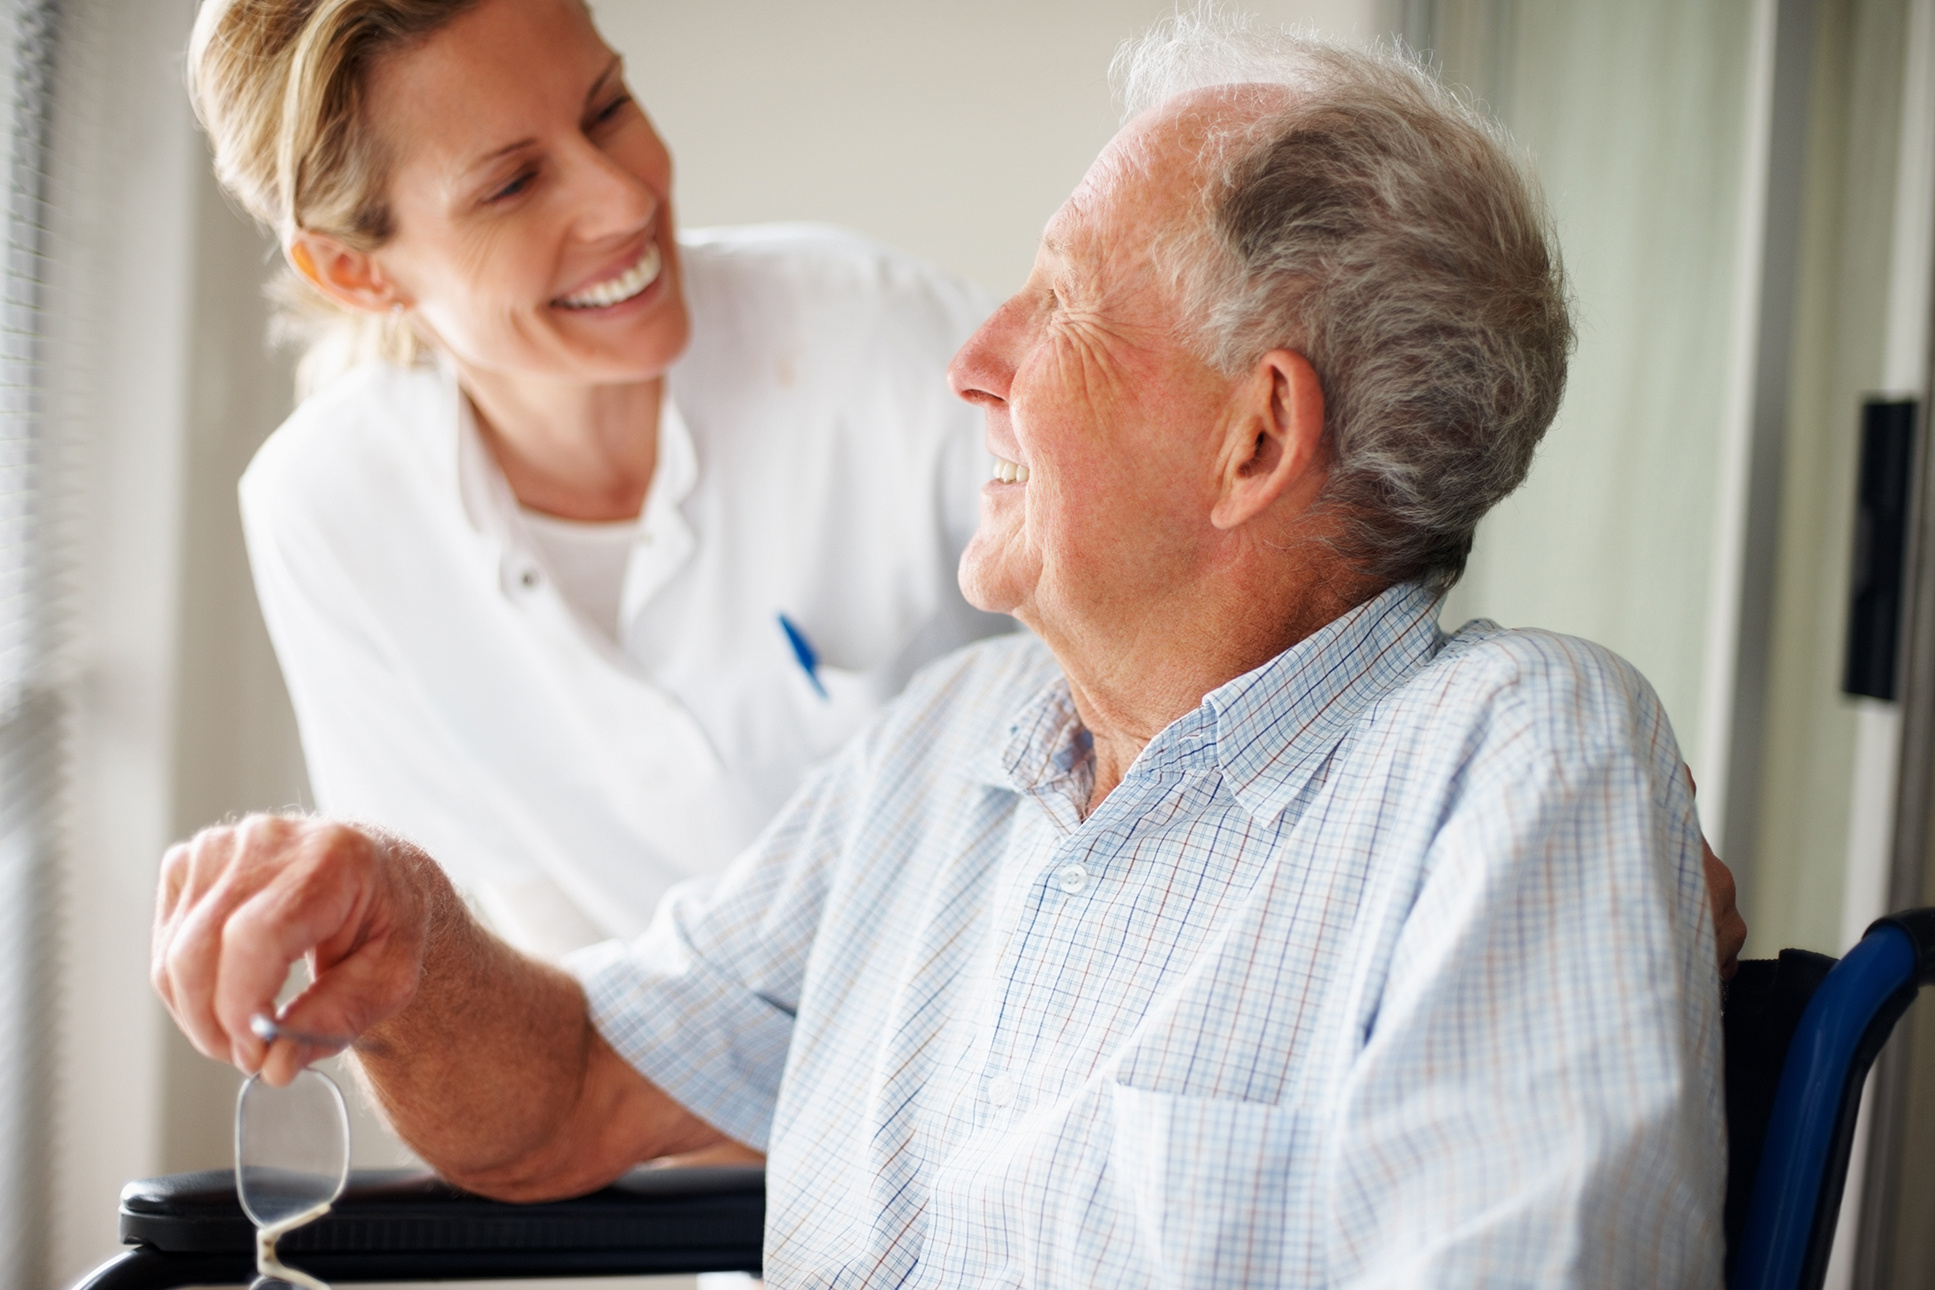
[
  {"xmin": 288, "ymin": 231, "xmax": 405, "ymax": 314},
  {"xmin": 1210, "ymin": 349, "xmax": 1327, "ymax": 530}
]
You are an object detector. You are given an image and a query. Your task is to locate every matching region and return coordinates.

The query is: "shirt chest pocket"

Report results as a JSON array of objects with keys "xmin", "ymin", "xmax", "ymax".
[
  {"xmin": 771, "ymin": 615, "xmax": 893, "ymax": 756},
  {"xmin": 1107, "ymin": 1083, "xmax": 1323, "ymax": 1288}
]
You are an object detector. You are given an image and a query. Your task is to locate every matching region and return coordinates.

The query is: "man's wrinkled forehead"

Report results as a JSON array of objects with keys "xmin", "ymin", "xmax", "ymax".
[
  {"xmin": 1044, "ymin": 84, "xmax": 1298, "ymax": 279},
  {"xmin": 1037, "ymin": 142, "xmax": 1139, "ymax": 278}
]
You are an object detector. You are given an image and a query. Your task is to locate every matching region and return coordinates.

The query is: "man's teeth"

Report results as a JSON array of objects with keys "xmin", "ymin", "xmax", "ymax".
[
  {"xmin": 991, "ymin": 457, "xmax": 1031, "ymax": 484},
  {"xmin": 557, "ymin": 243, "xmax": 662, "ymax": 309}
]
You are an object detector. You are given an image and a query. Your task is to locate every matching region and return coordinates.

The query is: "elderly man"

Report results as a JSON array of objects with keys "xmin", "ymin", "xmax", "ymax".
[{"xmin": 153, "ymin": 22, "xmax": 1727, "ymax": 1288}]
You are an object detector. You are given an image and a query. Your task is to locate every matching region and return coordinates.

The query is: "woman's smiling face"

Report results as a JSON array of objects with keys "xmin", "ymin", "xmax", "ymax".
[{"xmin": 352, "ymin": 0, "xmax": 689, "ymax": 384}]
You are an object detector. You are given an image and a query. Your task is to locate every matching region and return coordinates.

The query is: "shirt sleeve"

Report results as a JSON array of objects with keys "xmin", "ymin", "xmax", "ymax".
[
  {"xmin": 1322, "ymin": 640, "xmax": 1725, "ymax": 1288},
  {"xmin": 239, "ymin": 463, "xmax": 544, "ymax": 893},
  {"xmin": 563, "ymin": 737, "xmax": 867, "ymax": 1151}
]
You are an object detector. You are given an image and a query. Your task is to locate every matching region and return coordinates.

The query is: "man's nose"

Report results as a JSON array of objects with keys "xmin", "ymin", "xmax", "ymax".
[{"xmin": 947, "ymin": 296, "xmax": 1026, "ymax": 408}]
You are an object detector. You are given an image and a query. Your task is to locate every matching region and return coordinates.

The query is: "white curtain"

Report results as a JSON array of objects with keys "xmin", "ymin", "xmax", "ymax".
[{"xmin": 1429, "ymin": 0, "xmax": 1759, "ymax": 782}]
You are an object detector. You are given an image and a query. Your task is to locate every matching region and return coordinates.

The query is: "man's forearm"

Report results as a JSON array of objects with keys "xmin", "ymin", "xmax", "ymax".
[{"xmin": 345, "ymin": 853, "xmax": 726, "ymax": 1199}]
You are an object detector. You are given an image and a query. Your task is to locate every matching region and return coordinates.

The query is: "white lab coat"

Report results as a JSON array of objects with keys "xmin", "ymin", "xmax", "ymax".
[{"xmin": 241, "ymin": 225, "xmax": 1005, "ymax": 954}]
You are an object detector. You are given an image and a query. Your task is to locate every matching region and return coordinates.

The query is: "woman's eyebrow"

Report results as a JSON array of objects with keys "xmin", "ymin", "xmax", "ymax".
[
  {"xmin": 455, "ymin": 57, "xmax": 626, "ymax": 185},
  {"xmin": 585, "ymin": 54, "xmax": 624, "ymax": 108},
  {"xmin": 460, "ymin": 136, "xmax": 537, "ymax": 182}
]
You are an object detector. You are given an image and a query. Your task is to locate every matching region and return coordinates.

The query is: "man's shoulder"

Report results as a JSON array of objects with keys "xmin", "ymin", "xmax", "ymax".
[
  {"xmin": 1399, "ymin": 618, "xmax": 1673, "ymax": 761},
  {"xmin": 1431, "ymin": 618, "xmax": 1651, "ymax": 691}
]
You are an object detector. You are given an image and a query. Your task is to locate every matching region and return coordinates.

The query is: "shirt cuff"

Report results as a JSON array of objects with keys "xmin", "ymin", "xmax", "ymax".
[{"xmin": 564, "ymin": 932, "xmax": 794, "ymax": 1152}]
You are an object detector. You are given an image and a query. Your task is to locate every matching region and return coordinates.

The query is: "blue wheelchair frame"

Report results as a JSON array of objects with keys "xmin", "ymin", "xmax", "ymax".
[{"xmin": 1731, "ymin": 909, "xmax": 1935, "ymax": 1290}]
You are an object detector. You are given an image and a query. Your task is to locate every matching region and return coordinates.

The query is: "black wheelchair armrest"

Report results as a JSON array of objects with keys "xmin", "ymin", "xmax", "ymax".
[{"xmin": 75, "ymin": 1165, "xmax": 765, "ymax": 1290}]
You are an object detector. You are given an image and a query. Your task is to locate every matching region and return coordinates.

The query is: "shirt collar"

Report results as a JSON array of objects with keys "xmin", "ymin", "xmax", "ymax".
[
  {"xmin": 973, "ymin": 582, "xmax": 1445, "ymax": 825},
  {"xmin": 1206, "ymin": 581, "xmax": 1445, "ymax": 825}
]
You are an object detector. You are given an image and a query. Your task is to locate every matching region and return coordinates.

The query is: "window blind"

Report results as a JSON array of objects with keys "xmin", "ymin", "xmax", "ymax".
[{"xmin": 0, "ymin": 3, "xmax": 63, "ymax": 1288}]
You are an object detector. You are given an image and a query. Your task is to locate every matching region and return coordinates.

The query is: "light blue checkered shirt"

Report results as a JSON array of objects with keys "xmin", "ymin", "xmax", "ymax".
[{"xmin": 569, "ymin": 582, "xmax": 1725, "ymax": 1287}]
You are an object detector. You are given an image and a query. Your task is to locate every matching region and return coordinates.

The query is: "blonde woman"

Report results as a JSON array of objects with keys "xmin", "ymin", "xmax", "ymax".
[{"xmin": 190, "ymin": 0, "xmax": 1005, "ymax": 956}]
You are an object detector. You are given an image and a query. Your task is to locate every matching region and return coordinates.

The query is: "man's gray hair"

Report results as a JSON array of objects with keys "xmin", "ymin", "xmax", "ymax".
[{"xmin": 1113, "ymin": 8, "xmax": 1573, "ymax": 590}]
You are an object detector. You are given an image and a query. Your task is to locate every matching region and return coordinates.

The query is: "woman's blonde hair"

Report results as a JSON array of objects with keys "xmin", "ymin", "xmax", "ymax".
[{"xmin": 187, "ymin": 0, "xmax": 489, "ymax": 395}]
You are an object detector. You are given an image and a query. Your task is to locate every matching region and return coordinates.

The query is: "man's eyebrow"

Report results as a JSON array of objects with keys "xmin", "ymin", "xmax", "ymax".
[{"xmin": 459, "ymin": 56, "xmax": 626, "ymax": 180}]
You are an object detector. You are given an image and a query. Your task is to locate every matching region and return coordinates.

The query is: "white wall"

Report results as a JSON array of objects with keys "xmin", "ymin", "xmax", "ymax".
[{"xmin": 593, "ymin": 0, "xmax": 1385, "ymax": 298}]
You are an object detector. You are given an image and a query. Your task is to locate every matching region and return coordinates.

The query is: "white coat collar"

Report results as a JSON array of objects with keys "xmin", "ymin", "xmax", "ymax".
[{"xmin": 441, "ymin": 355, "xmax": 701, "ymax": 622}]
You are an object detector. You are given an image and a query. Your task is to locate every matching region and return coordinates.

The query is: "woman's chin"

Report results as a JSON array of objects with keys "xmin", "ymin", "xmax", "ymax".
[{"xmin": 546, "ymin": 303, "xmax": 691, "ymax": 383}]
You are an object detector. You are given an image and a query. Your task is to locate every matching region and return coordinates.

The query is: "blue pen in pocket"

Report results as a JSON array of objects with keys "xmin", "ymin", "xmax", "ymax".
[{"xmin": 778, "ymin": 613, "xmax": 828, "ymax": 699}]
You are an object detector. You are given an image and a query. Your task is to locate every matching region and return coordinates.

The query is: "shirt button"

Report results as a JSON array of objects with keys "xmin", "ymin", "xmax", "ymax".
[
  {"xmin": 986, "ymin": 1072, "xmax": 1015, "ymax": 1107},
  {"xmin": 1055, "ymin": 863, "xmax": 1089, "ymax": 895}
]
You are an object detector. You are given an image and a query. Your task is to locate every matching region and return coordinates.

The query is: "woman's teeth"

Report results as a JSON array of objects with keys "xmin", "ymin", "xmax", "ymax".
[
  {"xmin": 991, "ymin": 457, "xmax": 1030, "ymax": 484},
  {"xmin": 557, "ymin": 242, "xmax": 662, "ymax": 309}
]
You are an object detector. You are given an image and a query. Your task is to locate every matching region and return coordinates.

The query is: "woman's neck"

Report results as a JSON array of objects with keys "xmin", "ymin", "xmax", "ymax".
[{"xmin": 459, "ymin": 365, "xmax": 662, "ymax": 522}]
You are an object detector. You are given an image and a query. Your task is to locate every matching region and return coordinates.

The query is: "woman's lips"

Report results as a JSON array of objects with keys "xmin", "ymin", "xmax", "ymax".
[{"xmin": 554, "ymin": 241, "xmax": 662, "ymax": 310}]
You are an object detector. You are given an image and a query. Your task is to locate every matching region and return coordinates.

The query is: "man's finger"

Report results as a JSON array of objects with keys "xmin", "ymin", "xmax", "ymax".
[
  {"xmin": 154, "ymin": 829, "xmax": 267, "ymax": 1064},
  {"xmin": 210, "ymin": 827, "xmax": 358, "ymax": 1070}
]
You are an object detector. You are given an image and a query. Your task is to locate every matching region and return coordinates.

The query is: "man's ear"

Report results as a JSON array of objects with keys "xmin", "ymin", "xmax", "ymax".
[
  {"xmin": 1211, "ymin": 349, "xmax": 1326, "ymax": 530},
  {"xmin": 288, "ymin": 231, "xmax": 406, "ymax": 314}
]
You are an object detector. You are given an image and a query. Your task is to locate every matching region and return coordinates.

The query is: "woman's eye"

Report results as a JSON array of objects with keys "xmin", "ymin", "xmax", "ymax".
[
  {"xmin": 594, "ymin": 94, "xmax": 632, "ymax": 125},
  {"xmin": 489, "ymin": 170, "xmax": 535, "ymax": 203}
]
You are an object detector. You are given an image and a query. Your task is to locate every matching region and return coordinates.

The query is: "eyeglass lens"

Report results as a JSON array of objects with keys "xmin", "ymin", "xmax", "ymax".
[{"xmin": 236, "ymin": 1067, "xmax": 350, "ymax": 1290}]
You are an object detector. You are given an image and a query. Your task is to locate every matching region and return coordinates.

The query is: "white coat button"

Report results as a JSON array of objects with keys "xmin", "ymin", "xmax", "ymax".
[
  {"xmin": 518, "ymin": 568, "xmax": 541, "ymax": 590},
  {"xmin": 1055, "ymin": 863, "xmax": 1089, "ymax": 895},
  {"xmin": 986, "ymin": 1072, "xmax": 1015, "ymax": 1107}
]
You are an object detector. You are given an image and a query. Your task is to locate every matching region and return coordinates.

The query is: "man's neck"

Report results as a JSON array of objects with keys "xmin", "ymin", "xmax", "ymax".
[
  {"xmin": 461, "ymin": 366, "xmax": 663, "ymax": 522},
  {"xmin": 1050, "ymin": 567, "xmax": 1385, "ymax": 812}
]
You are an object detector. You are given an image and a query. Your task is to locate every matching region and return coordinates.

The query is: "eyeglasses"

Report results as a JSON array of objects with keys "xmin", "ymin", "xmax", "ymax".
[{"xmin": 234, "ymin": 1052, "xmax": 350, "ymax": 1290}]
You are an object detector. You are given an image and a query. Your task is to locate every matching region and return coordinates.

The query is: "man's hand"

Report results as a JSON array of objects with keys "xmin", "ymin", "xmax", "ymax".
[
  {"xmin": 1685, "ymin": 767, "xmax": 1747, "ymax": 981},
  {"xmin": 150, "ymin": 813, "xmax": 729, "ymax": 1198},
  {"xmin": 151, "ymin": 815, "xmax": 439, "ymax": 1085}
]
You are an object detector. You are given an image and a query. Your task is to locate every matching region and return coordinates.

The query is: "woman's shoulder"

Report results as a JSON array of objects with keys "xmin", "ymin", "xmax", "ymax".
[
  {"xmin": 678, "ymin": 224, "xmax": 994, "ymax": 357},
  {"xmin": 679, "ymin": 223, "xmax": 976, "ymax": 293},
  {"xmin": 242, "ymin": 360, "xmax": 451, "ymax": 527}
]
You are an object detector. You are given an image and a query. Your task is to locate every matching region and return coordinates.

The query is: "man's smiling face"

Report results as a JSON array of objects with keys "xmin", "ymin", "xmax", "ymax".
[{"xmin": 947, "ymin": 101, "xmax": 1258, "ymax": 650}]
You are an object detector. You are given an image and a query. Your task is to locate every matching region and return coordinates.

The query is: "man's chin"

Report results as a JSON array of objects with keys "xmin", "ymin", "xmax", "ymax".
[{"xmin": 957, "ymin": 542, "xmax": 1033, "ymax": 617}]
